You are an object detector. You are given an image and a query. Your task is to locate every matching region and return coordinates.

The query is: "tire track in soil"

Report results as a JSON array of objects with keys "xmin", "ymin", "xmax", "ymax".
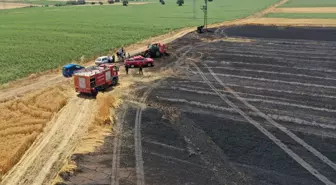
[
  {"xmin": 113, "ymin": 46, "xmax": 194, "ymax": 185},
  {"xmin": 190, "ymin": 62, "xmax": 336, "ymax": 185},
  {"xmin": 204, "ymin": 64, "xmax": 336, "ymax": 172},
  {"xmin": 0, "ymin": 96, "xmax": 94, "ymax": 185},
  {"xmin": 111, "ymin": 104, "xmax": 128, "ymax": 185}
]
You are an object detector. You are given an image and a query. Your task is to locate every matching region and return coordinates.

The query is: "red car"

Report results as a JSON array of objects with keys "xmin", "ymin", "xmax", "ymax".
[{"xmin": 124, "ymin": 55, "xmax": 154, "ymax": 68}]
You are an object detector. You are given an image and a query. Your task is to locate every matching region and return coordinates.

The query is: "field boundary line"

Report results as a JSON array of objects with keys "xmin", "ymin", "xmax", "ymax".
[
  {"xmin": 200, "ymin": 66, "xmax": 336, "ymax": 81},
  {"xmin": 190, "ymin": 62, "xmax": 335, "ymax": 185},
  {"xmin": 158, "ymin": 86, "xmax": 336, "ymax": 113},
  {"xmin": 204, "ymin": 63, "xmax": 336, "ymax": 173},
  {"xmin": 193, "ymin": 72, "xmax": 336, "ymax": 90},
  {"xmin": 167, "ymin": 80, "xmax": 336, "ymax": 100},
  {"xmin": 207, "ymin": 60, "xmax": 336, "ymax": 73}
]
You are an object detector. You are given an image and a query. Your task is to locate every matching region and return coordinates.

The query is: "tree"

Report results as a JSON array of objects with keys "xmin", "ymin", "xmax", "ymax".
[
  {"xmin": 122, "ymin": 0, "xmax": 128, "ymax": 6},
  {"xmin": 176, "ymin": 0, "xmax": 184, "ymax": 6}
]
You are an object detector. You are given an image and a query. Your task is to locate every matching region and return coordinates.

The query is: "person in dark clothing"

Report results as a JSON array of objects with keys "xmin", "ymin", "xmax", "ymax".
[
  {"xmin": 139, "ymin": 64, "xmax": 143, "ymax": 75},
  {"xmin": 125, "ymin": 64, "xmax": 129, "ymax": 75}
]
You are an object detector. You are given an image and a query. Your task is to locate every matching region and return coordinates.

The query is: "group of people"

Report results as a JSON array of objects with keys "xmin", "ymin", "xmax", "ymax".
[
  {"xmin": 117, "ymin": 47, "xmax": 129, "ymax": 60},
  {"xmin": 107, "ymin": 55, "xmax": 115, "ymax": 63},
  {"xmin": 115, "ymin": 46, "xmax": 143, "ymax": 75}
]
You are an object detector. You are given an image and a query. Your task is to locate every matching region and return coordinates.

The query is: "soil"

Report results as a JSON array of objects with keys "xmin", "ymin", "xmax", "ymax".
[
  {"xmin": 272, "ymin": 7, "xmax": 336, "ymax": 13},
  {"xmin": 59, "ymin": 25, "xmax": 336, "ymax": 185}
]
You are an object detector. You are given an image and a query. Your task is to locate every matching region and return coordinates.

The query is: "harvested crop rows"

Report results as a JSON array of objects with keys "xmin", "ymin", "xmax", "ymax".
[
  {"xmin": 62, "ymin": 25, "xmax": 336, "ymax": 185},
  {"xmin": 0, "ymin": 85, "xmax": 69, "ymax": 178}
]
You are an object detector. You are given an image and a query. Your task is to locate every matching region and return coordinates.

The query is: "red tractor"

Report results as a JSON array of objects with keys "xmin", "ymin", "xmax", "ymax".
[
  {"xmin": 73, "ymin": 64, "xmax": 119, "ymax": 96},
  {"xmin": 140, "ymin": 43, "xmax": 169, "ymax": 58}
]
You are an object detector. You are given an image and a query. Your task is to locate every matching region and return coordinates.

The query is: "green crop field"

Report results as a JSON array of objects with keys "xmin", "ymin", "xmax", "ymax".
[
  {"xmin": 0, "ymin": 0, "xmax": 279, "ymax": 84},
  {"xmin": 281, "ymin": 0, "xmax": 336, "ymax": 7},
  {"xmin": 265, "ymin": 13, "xmax": 336, "ymax": 19}
]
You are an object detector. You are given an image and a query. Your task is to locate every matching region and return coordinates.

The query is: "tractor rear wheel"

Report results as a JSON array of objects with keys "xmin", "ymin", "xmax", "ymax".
[{"xmin": 155, "ymin": 51, "xmax": 160, "ymax": 57}]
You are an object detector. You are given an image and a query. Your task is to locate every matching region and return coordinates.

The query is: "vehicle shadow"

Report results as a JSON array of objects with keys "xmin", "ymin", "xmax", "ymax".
[{"xmin": 76, "ymin": 82, "xmax": 122, "ymax": 99}]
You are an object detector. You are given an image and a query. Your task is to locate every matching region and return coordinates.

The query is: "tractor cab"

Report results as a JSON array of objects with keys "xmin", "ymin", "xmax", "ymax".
[{"xmin": 142, "ymin": 42, "xmax": 168, "ymax": 58}]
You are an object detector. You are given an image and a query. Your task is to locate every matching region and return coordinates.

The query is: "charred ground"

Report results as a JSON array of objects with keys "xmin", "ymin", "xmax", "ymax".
[{"xmin": 60, "ymin": 25, "xmax": 336, "ymax": 185}]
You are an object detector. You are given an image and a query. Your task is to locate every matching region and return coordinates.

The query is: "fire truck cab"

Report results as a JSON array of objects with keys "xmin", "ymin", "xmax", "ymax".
[{"xmin": 73, "ymin": 64, "xmax": 119, "ymax": 96}]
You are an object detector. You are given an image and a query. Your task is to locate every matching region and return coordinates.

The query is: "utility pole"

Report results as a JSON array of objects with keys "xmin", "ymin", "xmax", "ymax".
[
  {"xmin": 193, "ymin": 0, "xmax": 196, "ymax": 19},
  {"xmin": 201, "ymin": 0, "xmax": 208, "ymax": 29}
]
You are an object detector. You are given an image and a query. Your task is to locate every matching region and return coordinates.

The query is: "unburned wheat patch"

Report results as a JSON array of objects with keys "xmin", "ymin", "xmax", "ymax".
[{"xmin": 0, "ymin": 85, "xmax": 70, "ymax": 177}]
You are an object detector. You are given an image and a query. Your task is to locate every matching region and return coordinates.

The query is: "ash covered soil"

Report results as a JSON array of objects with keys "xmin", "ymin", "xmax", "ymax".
[{"xmin": 60, "ymin": 25, "xmax": 336, "ymax": 185}]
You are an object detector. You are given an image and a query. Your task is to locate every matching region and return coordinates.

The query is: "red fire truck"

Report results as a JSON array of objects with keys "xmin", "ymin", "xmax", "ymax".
[{"xmin": 73, "ymin": 64, "xmax": 119, "ymax": 96}]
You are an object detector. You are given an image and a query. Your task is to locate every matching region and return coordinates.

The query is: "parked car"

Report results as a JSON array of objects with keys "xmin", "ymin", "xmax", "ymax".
[
  {"xmin": 95, "ymin": 56, "xmax": 114, "ymax": 65},
  {"xmin": 124, "ymin": 55, "xmax": 154, "ymax": 68},
  {"xmin": 62, "ymin": 64, "xmax": 85, "ymax": 77}
]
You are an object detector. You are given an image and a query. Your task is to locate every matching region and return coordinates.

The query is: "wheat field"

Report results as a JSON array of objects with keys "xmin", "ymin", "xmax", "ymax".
[{"xmin": 0, "ymin": 85, "xmax": 70, "ymax": 177}]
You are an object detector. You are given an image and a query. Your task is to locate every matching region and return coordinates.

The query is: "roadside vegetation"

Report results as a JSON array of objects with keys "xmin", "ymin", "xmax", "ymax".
[
  {"xmin": 281, "ymin": 0, "xmax": 336, "ymax": 7},
  {"xmin": 0, "ymin": 0, "xmax": 278, "ymax": 84}
]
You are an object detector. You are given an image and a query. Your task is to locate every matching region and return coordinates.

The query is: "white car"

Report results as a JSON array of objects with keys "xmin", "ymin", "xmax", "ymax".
[{"xmin": 95, "ymin": 56, "xmax": 111, "ymax": 65}]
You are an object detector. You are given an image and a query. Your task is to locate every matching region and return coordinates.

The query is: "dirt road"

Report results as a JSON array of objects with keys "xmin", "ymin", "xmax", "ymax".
[{"xmin": 0, "ymin": 96, "xmax": 95, "ymax": 185}]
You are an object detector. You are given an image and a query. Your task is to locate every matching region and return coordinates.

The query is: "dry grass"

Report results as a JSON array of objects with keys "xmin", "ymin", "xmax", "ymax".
[
  {"xmin": 238, "ymin": 18, "xmax": 336, "ymax": 27},
  {"xmin": 94, "ymin": 93, "xmax": 119, "ymax": 126},
  {"xmin": 0, "ymin": 2, "xmax": 31, "ymax": 10},
  {"xmin": 272, "ymin": 7, "xmax": 336, "ymax": 13},
  {"xmin": 0, "ymin": 85, "xmax": 70, "ymax": 177}
]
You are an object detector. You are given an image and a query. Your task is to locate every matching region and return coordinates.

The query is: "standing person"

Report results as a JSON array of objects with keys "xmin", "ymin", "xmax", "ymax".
[
  {"xmin": 125, "ymin": 64, "xmax": 129, "ymax": 75},
  {"xmin": 139, "ymin": 64, "xmax": 143, "ymax": 75}
]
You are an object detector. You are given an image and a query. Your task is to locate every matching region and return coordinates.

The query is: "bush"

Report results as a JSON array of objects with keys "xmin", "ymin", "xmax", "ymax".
[
  {"xmin": 122, "ymin": 0, "xmax": 128, "ymax": 6},
  {"xmin": 176, "ymin": 0, "xmax": 183, "ymax": 6},
  {"xmin": 55, "ymin": 3, "xmax": 64, "ymax": 6},
  {"xmin": 66, "ymin": 1, "xmax": 77, "ymax": 5},
  {"xmin": 77, "ymin": 0, "xmax": 86, "ymax": 4},
  {"xmin": 160, "ymin": 0, "xmax": 165, "ymax": 5},
  {"xmin": 99, "ymin": 1, "xmax": 103, "ymax": 5},
  {"xmin": 107, "ymin": 0, "xmax": 114, "ymax": 4},
  {"xmin": 91, "ymin": 2, "xmax": 96, "ymax": 4}
]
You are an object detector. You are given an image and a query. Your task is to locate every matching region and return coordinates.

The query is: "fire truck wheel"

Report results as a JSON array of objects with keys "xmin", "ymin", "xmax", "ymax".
[
  {"xmin": 131, "ymin": 64, "xmax": 135, "ymax": 68},
  {"xmin": 91, "ymin": 90, "xmax": 98, "ymax": 96},
  {"xmin": 147, "ymin": 62, "xmax": 152, "ymax": 67},
  {"xmin": 112, "ymin": 78, "xmax": 118, "ymax": 86}
]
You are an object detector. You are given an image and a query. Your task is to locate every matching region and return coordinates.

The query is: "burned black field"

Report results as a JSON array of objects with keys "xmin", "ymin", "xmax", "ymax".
[{"xmin": 62, "ymin": 25, "xmax": 336, "ymax": 185}]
